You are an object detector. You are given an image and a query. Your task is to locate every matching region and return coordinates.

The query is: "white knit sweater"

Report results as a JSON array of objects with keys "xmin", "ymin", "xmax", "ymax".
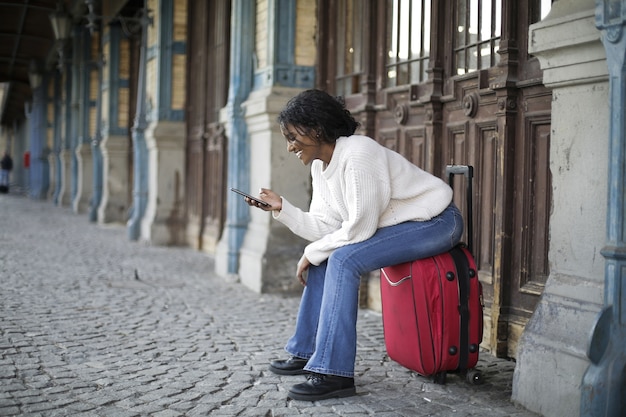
[{"xmin": 274, "ymin": 135, "xmax": 453, "ymax": 265}]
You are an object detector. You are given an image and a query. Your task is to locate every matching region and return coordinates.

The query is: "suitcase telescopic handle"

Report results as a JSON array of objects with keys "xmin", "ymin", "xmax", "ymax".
[{"xmin": 445, "ymin": 165, "xmax": 473, "ymax": 254}]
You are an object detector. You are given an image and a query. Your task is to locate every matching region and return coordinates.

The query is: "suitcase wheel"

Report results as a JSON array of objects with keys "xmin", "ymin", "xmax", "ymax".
[
  {"xmin": 466, "ymin": 369, "xmax": 483, "ymax": 385},
  {"xmin": 433, "ymin": 371, "xmax": 447, "ymax": 385}
]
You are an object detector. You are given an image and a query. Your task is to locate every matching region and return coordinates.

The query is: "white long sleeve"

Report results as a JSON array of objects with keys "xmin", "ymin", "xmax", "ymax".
[{"xmin": 274, "ymin": 135, "xmax": 453, "ymax": 265}]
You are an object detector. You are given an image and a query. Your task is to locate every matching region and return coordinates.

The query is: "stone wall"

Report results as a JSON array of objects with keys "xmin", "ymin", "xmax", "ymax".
[{"xmin": 512, "ymin": 2, "xmax": 608, "ymax": 416}]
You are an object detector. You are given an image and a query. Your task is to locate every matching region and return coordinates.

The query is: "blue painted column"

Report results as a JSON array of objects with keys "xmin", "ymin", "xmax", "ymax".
[
  {"xmin": 74, "ymin": 27, "xmax": 94, "ymax": 213},
  {"xmin": 26, "ymin": 76, "xmax": 47, "ymax": 200},
  {"xmin": 89, "ymin": 36, "xmax": 104, "ymax": 223},
  {"xmin": 230, "ymin": 0, "xmax": 314, "ymax": 292},
  {"xmin": 59, "ymin": 59, "xmax": 73, "ymax": 207},
  {"xmin": 127, "ymin": 6, "xmax": 152, "ymax": 240},
  {"xmin": 70, "ymin": 27, "xmax": 81, "ymax": 203},
  {"xmin": 97, "ymin": 22, "xmax": 135, "ymax": 224},
  {"xmin": 581, "ymin": 1, "xmax": 626, "ymax": 415},
  {"xmin": 224, "ymin": 0, "xmax": 256, "ymax": 274},
  {"xmin": 52, "ymin": 71, "xmax": 63, "ymax": 205}
]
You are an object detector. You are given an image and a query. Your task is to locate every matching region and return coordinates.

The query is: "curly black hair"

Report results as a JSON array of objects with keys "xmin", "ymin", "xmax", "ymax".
[{"xmin": 277, "ymin": 89, "xmax": 359, "ymax": 144}]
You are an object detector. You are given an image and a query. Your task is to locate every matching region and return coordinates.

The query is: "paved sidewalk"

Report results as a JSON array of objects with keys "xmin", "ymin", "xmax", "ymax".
[{"xmin": 0, "ymin": 194, "xmax": 539, "ymax": 416}]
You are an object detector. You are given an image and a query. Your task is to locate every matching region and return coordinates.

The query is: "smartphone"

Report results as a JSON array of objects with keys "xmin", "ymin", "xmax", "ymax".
[{"xmin": 230, "ymin": 187, "xmax": 271, "ymax": 207}]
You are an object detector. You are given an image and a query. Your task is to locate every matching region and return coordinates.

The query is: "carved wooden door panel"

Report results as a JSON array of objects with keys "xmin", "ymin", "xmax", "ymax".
[
  {"xmin": 392, "ymin": 0, "xmax": 553, "ymax": 358},
  {"xmin": 318, "ymin": 0, "xmax": 552, "ymax": 358},
  {"xmin": 441, "ymin": 0, "xmax": 553, "ymax": 358},
  {"xmin": 502, "ymin": 1, "xmax": 553, "ymax": 358},
  {"xmin": 185, "ymin": 0, "xmax": 230, "ymax": 252}
]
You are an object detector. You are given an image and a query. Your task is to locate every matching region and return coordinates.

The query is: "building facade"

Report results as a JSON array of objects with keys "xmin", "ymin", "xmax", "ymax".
[{"xmin": 0, "ymin": 0, "xmax": 623, "ymax": 416}]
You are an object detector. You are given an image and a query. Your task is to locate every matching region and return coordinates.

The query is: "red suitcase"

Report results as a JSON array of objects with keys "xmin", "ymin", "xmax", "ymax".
[{"xmin": 380, "ymin": 165, "xmax": 483, "ymax": 385}]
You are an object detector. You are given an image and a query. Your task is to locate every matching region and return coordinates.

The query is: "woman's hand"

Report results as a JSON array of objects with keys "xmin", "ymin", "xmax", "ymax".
[
  {"xmin": 296, "ymin": 254, "xmax": 311, "ymax": 286},
  {"xmin": 244, "ymin": 188, "xmax": 282, "ymax": 212}
]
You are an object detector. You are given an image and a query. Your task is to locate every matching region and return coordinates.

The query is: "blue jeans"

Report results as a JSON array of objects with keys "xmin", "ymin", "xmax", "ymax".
[
  {"xmin": 0, "ymin": 169, "xmax": 9, "ymax": 186},
  {"xmin": 284, "ymin": 203, "xmax": 463, "ymax": 377}
]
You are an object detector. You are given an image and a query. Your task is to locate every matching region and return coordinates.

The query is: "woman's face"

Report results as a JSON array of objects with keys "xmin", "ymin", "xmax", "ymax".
[{"xmin": 281, "ymin": 124, "xmax": 334, "ymax": 166}]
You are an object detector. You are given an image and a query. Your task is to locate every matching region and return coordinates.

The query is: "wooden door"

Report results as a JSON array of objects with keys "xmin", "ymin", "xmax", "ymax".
[
  {"xmin": 502, "ymin": 1, "xmax": 553, "ymax": 358},
  {"xmin": 317, "ymin": 0, "xmax": 552, "ymax": 358},
  {"xmin": 185, "ymin": 0, "xmax": 231, "ymax": 252}
]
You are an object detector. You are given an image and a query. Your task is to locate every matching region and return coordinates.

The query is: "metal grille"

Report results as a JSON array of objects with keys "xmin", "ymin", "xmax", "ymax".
[
  {"xmin": 385, "ymin": 0, "xmax": 431, "ymax": 87},
  {"xmin": 336, "ymin": 0, "xmax": 365, "ymax": 96},
  {"xmin": 454, "ymin": 0, "xmax": 502, "ymax": 75}
]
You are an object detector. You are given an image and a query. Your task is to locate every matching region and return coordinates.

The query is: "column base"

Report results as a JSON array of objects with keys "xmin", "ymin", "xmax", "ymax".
[
  {"xmin": 73, "ymin": 143, "xmax": 93, "ymax": 214},
  {"xmin": 98, "ymin": 135, "xmax": 131, "ymax": 224},
  {"xmin": 140, "ymin": 121, "xmax": 186, "ymax": 246},
  {"xmin": 512, "ymin": 274, "xmax": 603, "ymax": 417},
  {"xmin": 58, "ymin": 149, "xmax": 72, "ymax": 207},
  {"xmin": 217, "ymin": 86, "xmax": 310, "ymax": 293}
]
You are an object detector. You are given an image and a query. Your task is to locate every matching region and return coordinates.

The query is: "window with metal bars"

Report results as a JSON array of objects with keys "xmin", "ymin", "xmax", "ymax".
[
  {"xmin": 454, "ymin": 0, "xmax": 502, "ymax": 75},
  {"xmin": 335, "ymin": 0, "xmax": 365, "ymax": 96},
  {"xmin": 454, "ymin": 0, "xmax": 552, "ymax": 75},
  {"xmin": 385, "ymin": 0, "xmax": 431, "ymax": 87}
]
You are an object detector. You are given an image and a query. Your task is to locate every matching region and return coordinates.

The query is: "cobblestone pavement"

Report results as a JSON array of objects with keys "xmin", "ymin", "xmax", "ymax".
[{"xmin": 0, "ymin": 193, "xmax": 540, "ymax": 417}]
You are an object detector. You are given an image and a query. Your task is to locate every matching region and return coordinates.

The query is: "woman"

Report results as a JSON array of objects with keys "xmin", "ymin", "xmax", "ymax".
[{"xmin": 244, "ymin": 89, "xmax": 463, "ymax": 401}]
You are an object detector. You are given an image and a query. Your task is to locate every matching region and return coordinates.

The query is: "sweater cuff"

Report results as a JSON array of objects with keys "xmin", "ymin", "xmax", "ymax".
[
  {"xmin": 303, "ymin": 244, "xmax": 330, "ymax": 266},
  {"xmin": 272, "ymin": 197, "xmax": 297, "ymax": 227}
]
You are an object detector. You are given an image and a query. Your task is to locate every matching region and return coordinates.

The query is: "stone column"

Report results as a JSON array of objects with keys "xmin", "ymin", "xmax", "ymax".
[
  {"xmin": 139, "ymin": 0, "xmax": 187, "ymax": 245},
  {"xmin": 237, "ymin": 87, "xmax": 310, "ymax": 293},
  {"xmin": 580, "ymin": 0, "xmax": 626, "ymax": 415},
  {"xmin": 47, "ymin": 154, "xmax": 56, "ymax": 200},
  {"xmin": 216, "ymin": 0, "xmax": 316, "ymax": 293},
  {"xmin": 98, "ymin": 24, "xmax": 132, "ymax": 224},
  {"xmin": 58, "ymin": 146, "xmax": 72, "ymax": 206},
  {"xmin": 89, "ymin": 32, "xmax": 104, "ymax": 223},
  {"xmin": 215, "ymin": 0, "xmax": 256, "ymax": 280},
  {"xmin": 50, "ymin": 72, "xmax": 61, "ymax": 204},
  {"xmin": 74, "ymin": 145, "xmax": 93, "ymax": 213},
  {"xmin": 73, "ymin": 28, "xmax": 94, "ymax": 214},
  {"xmin": 57, "ymin": 61, "xmax": 73, "ymax": 207},
  {"xmin": 512, "ymin": 1, "xmax": 608, "ymax": 416},
  {"xmin": 26, "ymin": 68, "xmax": 48, "ymax": 200},
  {"xmin": 98, "ymin": 135, "xmax": 130, "ymax": 223},
  {"xmin": 126, "ymin": 9, "xmax": 150, "ymax": 241},
  {"xmin": 141, "ymin": 120, "xmax": 186, "ymax": 245}
]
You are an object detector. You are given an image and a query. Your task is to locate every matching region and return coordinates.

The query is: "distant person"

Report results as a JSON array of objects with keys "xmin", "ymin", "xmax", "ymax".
[
  {"xmin": 0, "ymin": 152, "xmax": 13, "ymax": 193},
  {"xmin": 243, "ymin": 89, "xmax": 463, "ymax": 401}
]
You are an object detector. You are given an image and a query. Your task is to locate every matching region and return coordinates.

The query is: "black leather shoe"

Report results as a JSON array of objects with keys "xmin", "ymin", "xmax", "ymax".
[
  {"xmin": 288, "ymin": 373, "xmax": 356, "ymax": 401},
  {"xmin": 268, "ymin": 356, "xmax": 308, "ymax": 375}
]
